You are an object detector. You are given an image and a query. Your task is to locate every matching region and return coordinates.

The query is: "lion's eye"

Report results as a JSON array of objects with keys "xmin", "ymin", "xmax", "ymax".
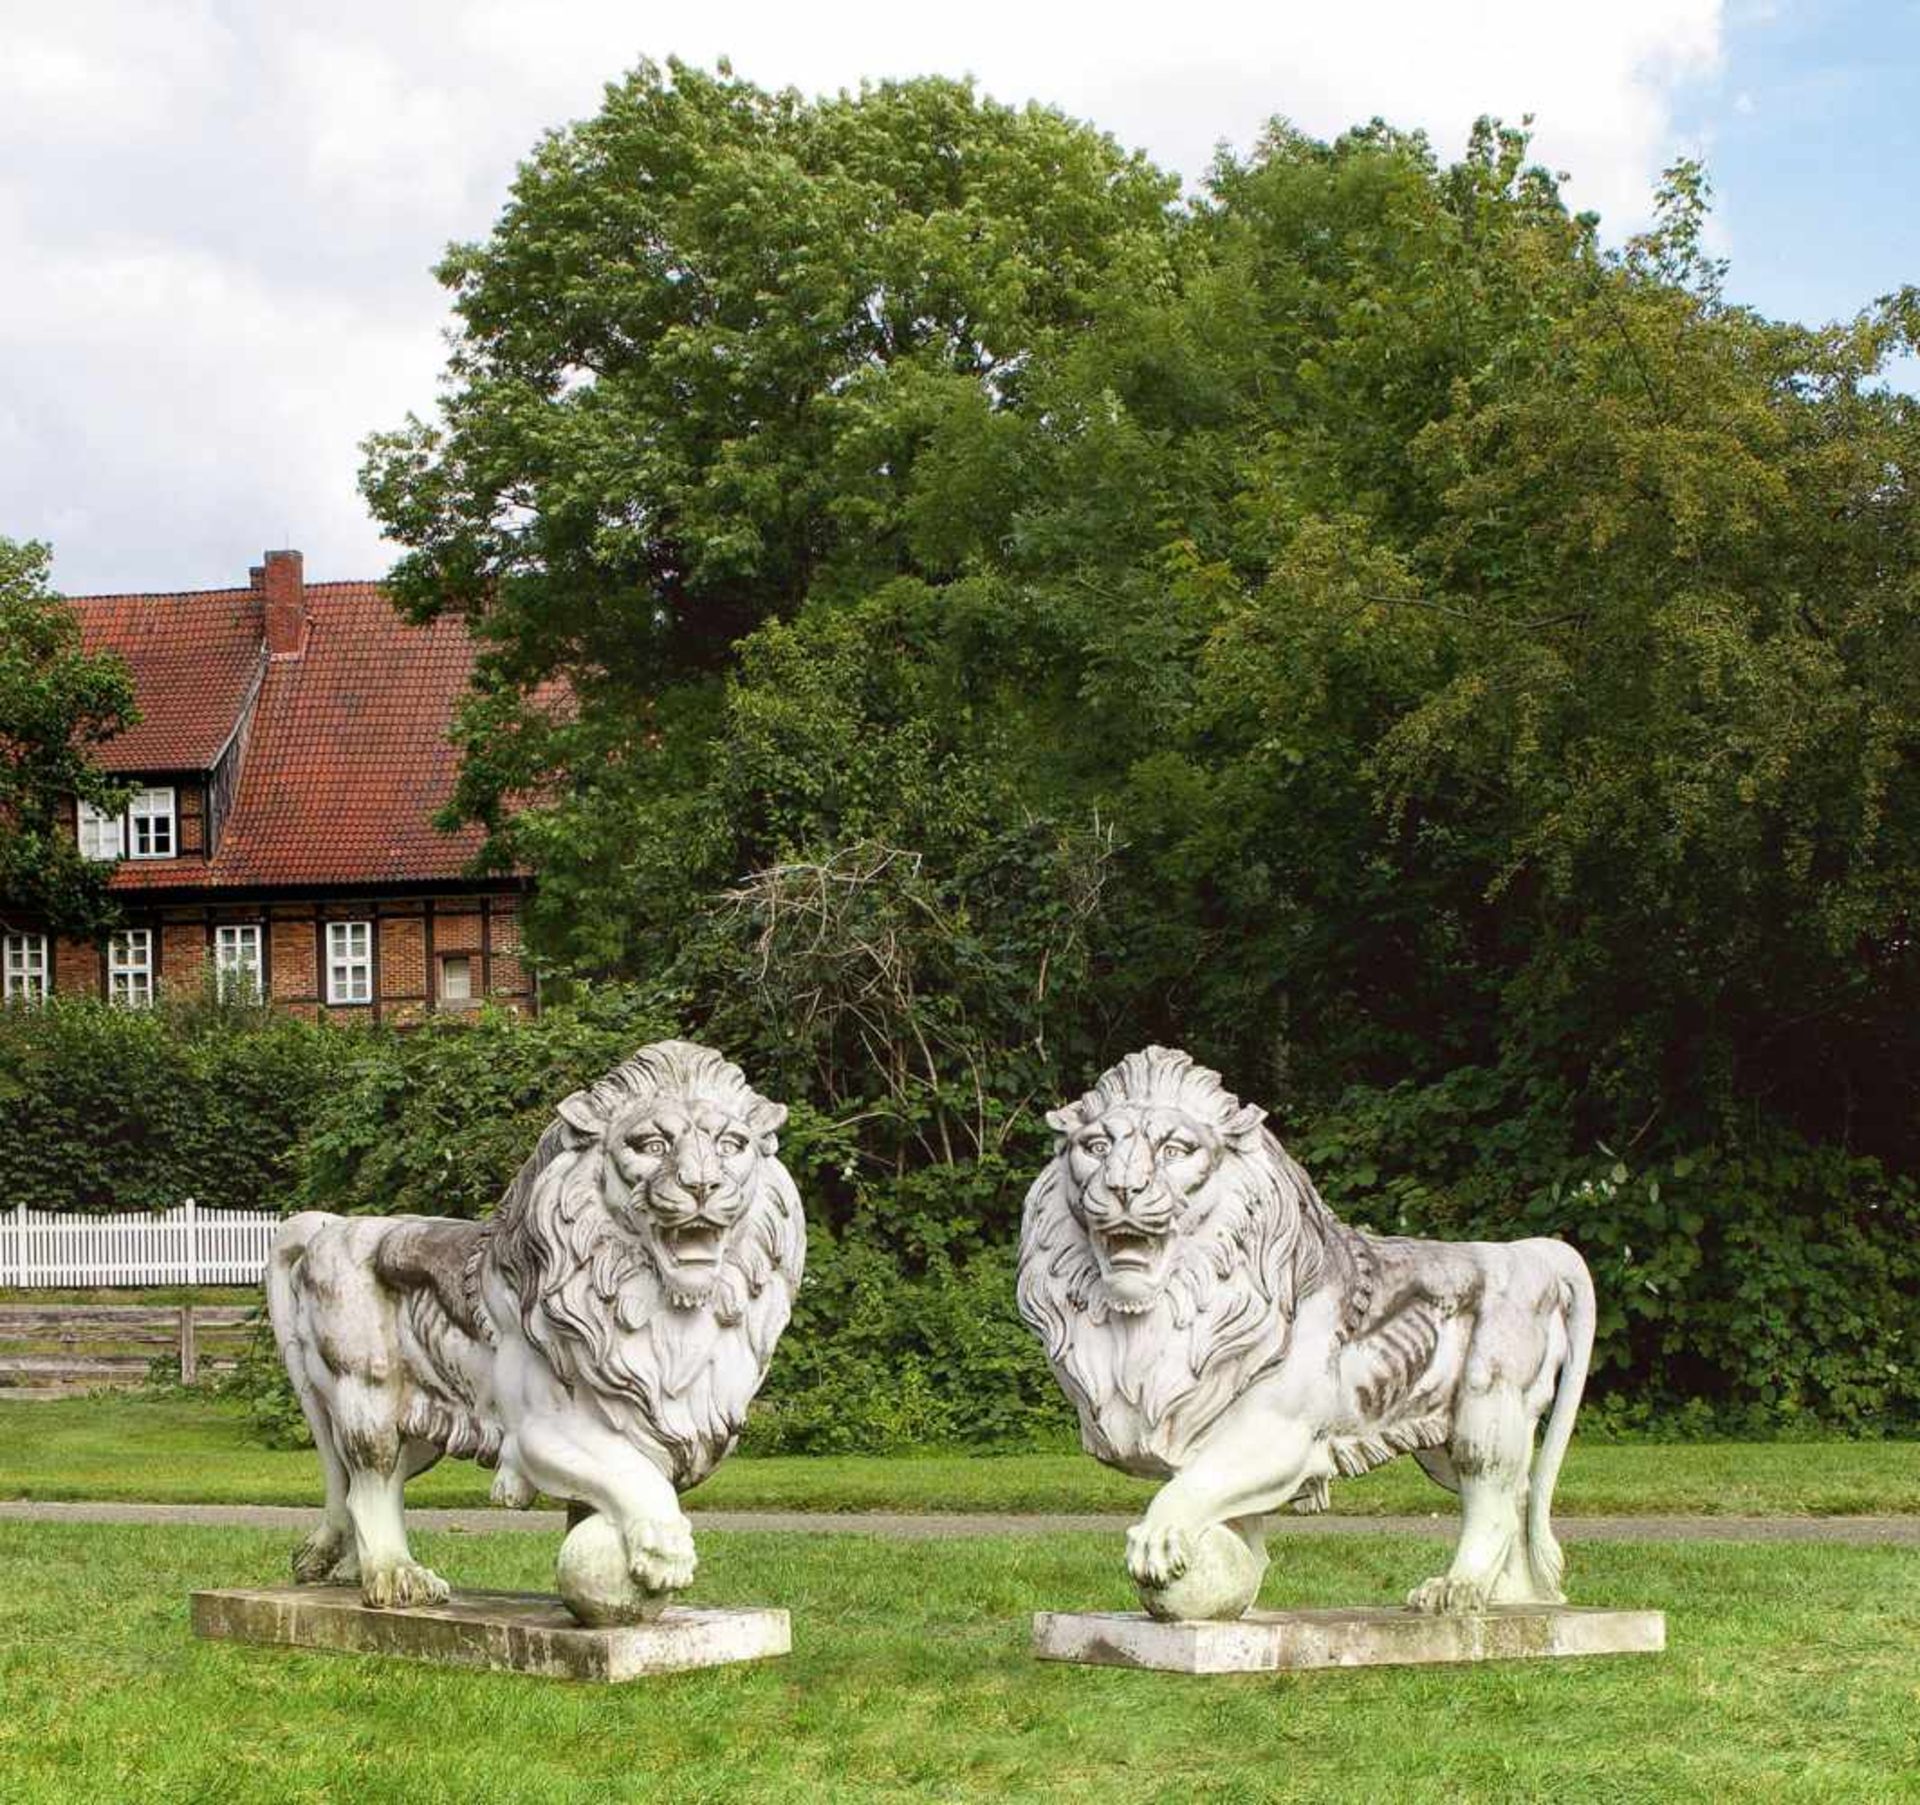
[
  {"xmin": 635, "ymin": 1136, "xmax": 669, "ymax": 1157},
  {"xmin": 1083, "ymin": 1137, "xmax": 1111, "ymax": 1157},
  {"xmin": 717, "ymin": 1135, "xmax": 748, "ymax": 1156},
  {"xmin": 1162, "ymin": 1140, "xmax": 1196, "ymax": 1160}
]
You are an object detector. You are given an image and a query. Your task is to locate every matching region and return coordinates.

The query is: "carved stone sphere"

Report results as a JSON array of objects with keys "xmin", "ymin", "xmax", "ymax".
[
  {"xmin": 1138, "ymin": 1523, "xmax": 1268, "ymax": 1622},
  {"xmin": 556, "ymin": 1513, "xmax": 669, "ymax": 1626}
]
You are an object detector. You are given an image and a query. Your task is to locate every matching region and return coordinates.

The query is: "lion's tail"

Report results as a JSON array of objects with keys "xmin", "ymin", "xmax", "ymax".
[{"xmin": 1527, "ymin": 1239, "xmax": 1595, "ymax": 1601}]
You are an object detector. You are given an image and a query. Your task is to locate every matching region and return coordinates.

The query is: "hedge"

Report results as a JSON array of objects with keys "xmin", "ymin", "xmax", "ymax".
[{"xmin": 4, "ymin": 994, "xmax": 1914, "ymax": 1444}]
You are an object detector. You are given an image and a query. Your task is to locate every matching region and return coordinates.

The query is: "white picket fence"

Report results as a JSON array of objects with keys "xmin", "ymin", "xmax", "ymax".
[{"xmin": 0, "ymin": 1199, "xmax": 279, "ymax": 1288}]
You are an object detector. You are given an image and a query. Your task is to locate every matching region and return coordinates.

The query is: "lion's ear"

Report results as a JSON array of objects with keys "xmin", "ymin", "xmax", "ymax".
[
  {"xmin": 1044, "ymin": 1107, "xmax": 1079, "ymax": 1137},
  {"xmin": 554, "ymin": 1090, "xmax": 602, "ymax": 1148},
  {"xmin": 748, "ymin": 1099, "xmax": 788, "ymax": 1151},
  {"xmin": 1223, "ymin": 1103, "xmax": 1267, "ymax": 1147}
]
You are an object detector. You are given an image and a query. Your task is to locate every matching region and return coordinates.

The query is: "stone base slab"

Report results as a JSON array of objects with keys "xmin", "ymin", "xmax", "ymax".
[
  {"xmin": 1033, "ymin": 1604, "xmax": 1666, "ymax": 1674},
  {"xmin": 191, "ymin": 1585, "xmax": 790, "ymax": 1682}
]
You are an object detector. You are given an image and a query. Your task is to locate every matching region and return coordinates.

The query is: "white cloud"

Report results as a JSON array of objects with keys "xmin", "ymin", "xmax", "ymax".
[
  {"xmin": 0, "ymin": 0, "xmax": 1726, "ymax": 594},
  {"xmin": 0, "ymin": 1, "xmax": 234, "ymax": 139}
]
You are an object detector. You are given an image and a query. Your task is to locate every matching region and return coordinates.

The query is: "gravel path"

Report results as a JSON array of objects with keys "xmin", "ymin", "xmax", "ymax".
[{"xmin": 5, "ymin": 1499, "xmax": 1920, "ymax": 1544}]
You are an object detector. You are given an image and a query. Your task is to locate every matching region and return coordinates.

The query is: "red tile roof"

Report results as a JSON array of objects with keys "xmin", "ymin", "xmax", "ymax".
[
  {"xmin": 72, "ymin": 589, "xmax": 266, "ymax": 771},
  {"xmin": 71, "ymin": 578, "xmax": 501, "ymax": 890}
]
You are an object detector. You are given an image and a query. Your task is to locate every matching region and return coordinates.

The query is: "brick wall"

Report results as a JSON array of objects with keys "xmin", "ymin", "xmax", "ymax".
[
  {"xmin": 433, "ymin": 911, "xmax": 483, "ymax": 953},
  {"xmin": 54, "ymin": 937, "xmax": 98, "ymax": 998},
  {"xmin": 178, "ymin": 785, "xmax": 207, "ymax": 856},
  {"xmin": 379, "ymin": 915, "xmax": 427, "ymax": 1006},
  {"xmin": 161, "ymin": 921, "xmax": 207, "ymax": 990},
  {"xmin": 270, "ymin": 913, "xmax": 317, "ymax": 1002},
  {"xmin": 489, "ymin": 897, "xmax": 526, "ymax": 999}
]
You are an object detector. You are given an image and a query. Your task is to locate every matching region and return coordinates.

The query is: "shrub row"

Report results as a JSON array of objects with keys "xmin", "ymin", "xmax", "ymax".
[
  {"xmin": 5, "ymin": 996, "xmax": 1914, "ymax": 1443},
  {"xmin": 0, "ymin": 994, "xmax": 353, "ymax": 1217}
]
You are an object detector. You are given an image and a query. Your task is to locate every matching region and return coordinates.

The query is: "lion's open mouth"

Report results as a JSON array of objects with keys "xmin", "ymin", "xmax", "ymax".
[
  {"xmin": 659, "ymin": 1221, "xmax": 725, "ymax": 1267},
  {"xmin": 1094, "ymin": 1223, "xmax": 1172, "ymax": 1287}
]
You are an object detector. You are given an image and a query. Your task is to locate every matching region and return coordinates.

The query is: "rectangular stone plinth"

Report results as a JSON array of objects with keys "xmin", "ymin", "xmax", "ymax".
[
  {"xmin": 1033, "ymin": 1604, "xmax": 1665, "ymax": 1674},
  {"xmin": 191, "ymin": 1586, "xmax": 790, "ymax": 1682}
]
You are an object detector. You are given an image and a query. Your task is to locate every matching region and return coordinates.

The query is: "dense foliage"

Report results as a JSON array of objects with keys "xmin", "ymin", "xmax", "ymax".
[
  {"xmin": 0, "ymin": 995, "xmax": 353, "ymax": 1218},
  {"xmin": 18, "ymin": 72, "xmax": 1911, "ymax": 1443},
  {"xmin": 10, "ymin": 994, "xmax": 1917, "ymax": 1439},
  {"xmin": 355, "ymin": 68, "xmax": 1920, "ymax": 1435},
  {"xmin": 0, "ymin": 537, "xmax": 138, "ymax": 938}
]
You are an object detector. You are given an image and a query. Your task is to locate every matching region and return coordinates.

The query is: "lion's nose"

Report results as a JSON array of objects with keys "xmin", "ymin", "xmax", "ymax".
[{"xmin": 684, "ymin": 1180, "xmax": 717, "ymax": 1206}]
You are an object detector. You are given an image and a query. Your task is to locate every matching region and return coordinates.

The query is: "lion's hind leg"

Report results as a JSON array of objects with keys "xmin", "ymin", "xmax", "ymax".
[
  {"xmin": 277, "ymin": 1290, "xmax": 357, "ymax": 1584},
  {"xmin": 1407, "ymin": 1371, "xmax": 1533, "ymax": 1615},
  {"xmin": 288, "ymin": 1408, "xmax": 357, "ymax": 1586},
  {"xmin": 323, "ymin": 1371, "xmax": 451, "ymax": 1609},
  {"xmin": 335, "ymin": 1402, "xmax": 451, "ymax": 1610},
  {"xmin": 293, "ymin": 1228, "xmax": 453, "ymax": 1609},
  {"xmin": 290, "ymin": 1424, "xmax": 359, "ymax": 1587}
]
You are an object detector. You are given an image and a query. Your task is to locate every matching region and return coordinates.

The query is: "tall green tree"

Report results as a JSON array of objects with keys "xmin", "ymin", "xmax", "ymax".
[
  {"xmin": 361, "ymin": 58, "xmax": 1177, "ymax": 967},
  {"xmin": 0, "ymin": 538, "xmax": 136, "ymax": 939},
  {"xmin": 1138, "ymin": 145, "xmax": 1920, "ymax": 1157},
  {"xmin": 364, "ymin": 63, "xmax": 1920, "ymax": 1419}
]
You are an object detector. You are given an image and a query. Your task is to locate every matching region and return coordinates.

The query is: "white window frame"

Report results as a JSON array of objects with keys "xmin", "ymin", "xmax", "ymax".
[
  {"xmin": 214, "ymin": 923, "xmax": 264, "ymax": 1003},
  {"xmin": 128, "ymin": 786, "xmax": 177, "ymax": 859},
  {"xmin": 326, "ymin": 920, "xmax": 373, "ymax": 1005},
  {"xmin": 77, "ymin": 799, "xmax": 125, "ymax": 862},
  {"xmin": 3, "ymin": 932, "xmax": 49, "ymax": 1003},
  {"xmin": 439, "ymin": 952, "xmax": 475, "ymax": 1006},
  {"xmin": 108, "ymin": 928, "xmax": 154, "ymax": 1008}
]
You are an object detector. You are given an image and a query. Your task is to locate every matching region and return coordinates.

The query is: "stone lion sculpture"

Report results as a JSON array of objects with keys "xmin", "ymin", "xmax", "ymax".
[
  {"xmin": 267, "ymin": 1040, "xmax": 804, "ymax": 1621},
  {"xmin": 1017, "ymin": 1046, "xmax": 1595, "ymax": 1621}
]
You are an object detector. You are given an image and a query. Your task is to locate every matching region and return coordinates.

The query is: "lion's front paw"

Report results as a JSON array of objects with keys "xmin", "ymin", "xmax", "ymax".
[
  {"xmin": 624, "ymin": 1515, "xmax": 698, "ymax": 1594},
  {"xmin": 362, "ymin": 1560, "xmax": 451, "ymax": 1610},
  {"xmin": 1126, "ymin": 1521, "xmax": 1194, "ymax": 1589},
  {"xmin": 1406, "ymin": 1575, "xmax": 1491, "ymax": 1615}
]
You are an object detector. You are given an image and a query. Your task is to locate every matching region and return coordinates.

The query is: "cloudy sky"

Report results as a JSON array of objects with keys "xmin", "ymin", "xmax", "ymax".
[{"xmin": 4, "ymin": 0, "xmax": 1913, "ymax": 596}]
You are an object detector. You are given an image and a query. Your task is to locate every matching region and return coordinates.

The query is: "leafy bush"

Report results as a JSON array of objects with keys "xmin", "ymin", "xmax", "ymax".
[
  {"xmin": 0, "ymin": 995, "xmax": 354, "ymax": 1214},
  {"xmin": 14, "ymin": 993, "xmax": 1917, "ymax": 1445},
  {"xmin": 291, "ymin": 986, "xmax": 678, "ymax": 1218},
  {"xmin": 1296, "ymin": 1071, "xmax": 1920, "ymax": 1434},
  {"xmin": 744, "ymin": 1232, "xmax": 1073, "ymax": 1454}
]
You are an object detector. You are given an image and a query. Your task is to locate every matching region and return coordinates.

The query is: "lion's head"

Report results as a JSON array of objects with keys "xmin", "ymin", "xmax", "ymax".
[
  {"xmin": 586, "ymin": 1059, "xmax": 788, "ymax": 1309},
  {"xmin": 1016, "ymin": 1046, "xmax": 1344, "ymax": 1475},
  {"xmin": 487, "ymin": 1040, "xmax": 805, "ymax": 1487}
]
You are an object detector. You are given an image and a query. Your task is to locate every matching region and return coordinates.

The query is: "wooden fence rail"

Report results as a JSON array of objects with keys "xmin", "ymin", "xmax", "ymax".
[
  {"xmin": 0, "ymin": 1303, "xmax": 255, "ymax": 1399},
  {"xmin": 0, "ymin": 1200, "xmax": 280, "ymax": 1288}
]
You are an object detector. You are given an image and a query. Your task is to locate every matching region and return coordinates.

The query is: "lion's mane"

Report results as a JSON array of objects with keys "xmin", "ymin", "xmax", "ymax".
[
  {"xmin": 1016, "ymin": 1046, "xmax": 1361, "ymax": 1476},
  {"xmin": 485, "ymin": 1040, "xmax": 805, "ymax": 1488}
]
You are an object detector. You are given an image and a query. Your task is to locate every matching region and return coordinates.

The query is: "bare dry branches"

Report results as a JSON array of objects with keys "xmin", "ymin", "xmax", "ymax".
[{"xmin": 713, "ymin": 827, "xmax": 1119, "ymax": 1168}]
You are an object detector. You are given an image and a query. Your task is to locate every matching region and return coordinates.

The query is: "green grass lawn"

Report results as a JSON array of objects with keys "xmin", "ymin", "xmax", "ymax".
[
  {"xmin": 4, "ymin": 1394, "xmax": 1920, "ymax": 1517},
  {"xmin": 1, "ymin": 1521, "xmax": 1916, "ymax": 1802},
  {"xmin": 0, "ymin": 1287, "xmax": 260, "ymax": 1306}
]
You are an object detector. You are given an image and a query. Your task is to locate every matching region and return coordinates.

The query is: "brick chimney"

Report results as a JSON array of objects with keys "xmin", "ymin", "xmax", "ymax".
[{"xmin": 260, "ymin": 549, "xmax": 306, "ymax": 657}]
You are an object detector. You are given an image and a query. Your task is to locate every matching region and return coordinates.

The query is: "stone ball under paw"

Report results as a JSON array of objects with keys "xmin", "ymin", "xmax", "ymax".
[
  {"xmin": 556, "ymin": 1512, "xmax": 670, "ymax": 1626},
  {"xmin": 1137, "ymin": 1522, "xmax": 1268, "ymax": 1622}
]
